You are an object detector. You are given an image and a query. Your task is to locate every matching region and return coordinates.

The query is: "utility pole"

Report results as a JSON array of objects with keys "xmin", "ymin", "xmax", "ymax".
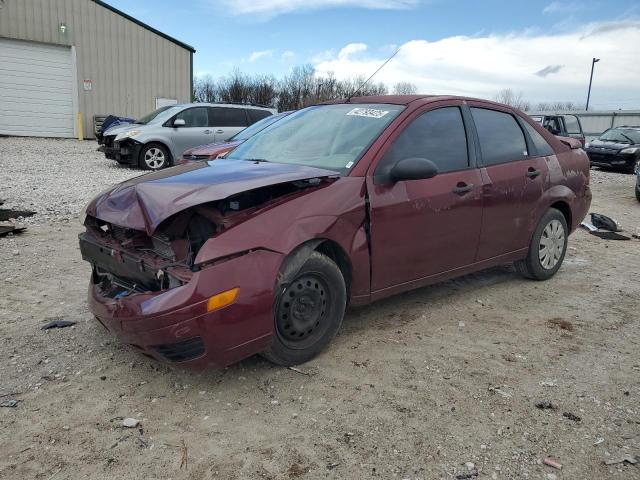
[{"xmin": 585, "ymin": 57, "xmax": 600, "ymax": 111}]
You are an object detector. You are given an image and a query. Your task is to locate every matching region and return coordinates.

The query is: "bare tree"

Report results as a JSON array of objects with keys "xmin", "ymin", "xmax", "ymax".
[
  {"xmin": 392, "ymin": 82, "xmax": 417, "ymax": 95},
  {"xmin": 535, "ymin": 101, "xmax": 579, "ymax": 111},
  {"xmin": 193, "ymin": 75, "xmax": 217, "ymax": 103},
  {"xmin": 494, "ymin": 88, "xmax": 531, "ymax": 111}
]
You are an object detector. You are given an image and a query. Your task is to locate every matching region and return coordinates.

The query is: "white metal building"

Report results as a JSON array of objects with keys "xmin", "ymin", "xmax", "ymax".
[{"xmin": 0, "ymin": 0, "xmax": 195, "ymax": 138}]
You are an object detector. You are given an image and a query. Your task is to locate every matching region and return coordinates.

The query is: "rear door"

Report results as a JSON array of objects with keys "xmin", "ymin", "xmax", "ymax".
[
  {"xmin": 469, "ymin": 105, "xmax": 550, "ymax": 260},
  {"xmin": 210, "ymin": 107, "xmax": 248, "ymax": 142},
  {"xmin": 169, "ymin": 106, "xmax": 213, "ymax": 157},
  {"xmin": 367, "ymin": 103, "xmax": 483, "ymax": 291}
]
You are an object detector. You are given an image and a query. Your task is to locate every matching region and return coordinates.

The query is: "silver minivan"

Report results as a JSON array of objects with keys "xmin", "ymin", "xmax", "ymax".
[{"xmin": 102, "ymin": 103, "xmax": 276, "ymax": 170}]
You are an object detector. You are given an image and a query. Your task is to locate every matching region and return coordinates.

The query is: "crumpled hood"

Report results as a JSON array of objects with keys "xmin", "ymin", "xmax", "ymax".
[
  {"xmin": 182, "ymin": 140, "xmax": 243, "ymax": 158},
  {"xmin": 86, "ymin": 159, "xmax": 339, "ymax": 235}
]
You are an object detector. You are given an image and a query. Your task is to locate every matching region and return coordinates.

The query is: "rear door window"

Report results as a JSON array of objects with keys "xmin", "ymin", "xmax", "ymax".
[
  {"xmin": 377, "ymin": 106, "xmax": 469, "ymax": 177},
  {"xmin": 471, "ymin": 108, "xmax": 528, "ymax": 165},
  {"xmin": 209, "ymin": 107, "xmax": 248, "ymax": 127},
  {"xmin": 247, "ymin": 109, "xmax": 272, "ymax": 124},
  {"xmin": 563, "ymin": 115, "xmax": 581, "ymax": 134},
  {"xmin": 174, "ymin": 107, "xmax": 208, "ymax": 127},
  {"xmin": 522, "ymin": 121, "xmax": 554, "ymax": 156}
]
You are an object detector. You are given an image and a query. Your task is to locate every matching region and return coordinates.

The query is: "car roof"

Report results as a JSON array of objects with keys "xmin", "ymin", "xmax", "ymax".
[
  {"xmin": 321, "ymin": 94, "xmax": 520, "ymax": 109},
  {"xmin": 172, "ymin": 103, "xmax": 275, "ymax": 111}
]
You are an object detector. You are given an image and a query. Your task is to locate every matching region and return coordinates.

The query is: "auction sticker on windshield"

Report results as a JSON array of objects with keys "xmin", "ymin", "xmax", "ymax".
[{"xmin": 346, "ymin": 108, "xmax": 390, "ymax": 119}]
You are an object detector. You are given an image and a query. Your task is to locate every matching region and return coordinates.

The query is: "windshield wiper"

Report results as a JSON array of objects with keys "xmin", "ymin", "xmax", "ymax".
[
  {"xmin": 241, "ymin": 158, "xmax": 269, "ymax": 163},
  {"xmin": 619, "ymin": 133, "xmax": 634, "ymax": 143}
]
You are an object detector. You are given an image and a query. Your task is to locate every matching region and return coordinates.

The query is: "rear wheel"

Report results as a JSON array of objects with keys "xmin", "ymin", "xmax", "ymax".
[
  {"xmin": 635, "ymin": 184, "xmax": 640, "ymax": 202},
  {"xmin": 515, "ymin": 208, "xmax": 568, "ymax": 281},
  {"xmin": 139, "ymin": 143, "xmax": 170, "ymax": 170},
  {"xmin": 262, "ymin": 251, "xmax": 346, "ymax": 366}
]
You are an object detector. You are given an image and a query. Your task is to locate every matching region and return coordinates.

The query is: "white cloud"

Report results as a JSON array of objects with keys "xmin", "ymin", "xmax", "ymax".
[
  {"xmin": 248, "ymin": 49, "xmax": 274, "ymax": 62},
  {"xmin": 338, "ymin": 43, "xmax": 367, "ymax": 60},
  {"xmin": 216, "ymin": 0, "xmax": 418, "ymax": 18},
  {"xmin": 543, "ymin": 1, "xmax": 581, "ymax": 14},
  {"xmin": 313, "ymin": 21, "xmax": 640, "ymax": 108},
  {"xmin": 281, "ymin": 50, "xmax": 296, "ymax": 61}
]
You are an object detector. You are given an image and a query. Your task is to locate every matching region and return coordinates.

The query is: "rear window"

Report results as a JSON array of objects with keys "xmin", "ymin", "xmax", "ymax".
[
  {"xmin": 209, "ymin": 107, "xmax": 248, "ymax": 127},
  {"xmin": 563, "ymin": 115, "xmax": 581, "ymax": 134},
  {"xmin": 247, "ymin": 108, "xmax": 272, "ymax": 124},
  {"xmin": 471, "ymin": 108, "xmax": 528, "ymax": 165},
  {"xmin": 522, "ymin": 121, "xmax": 554, "ymax": 157}
]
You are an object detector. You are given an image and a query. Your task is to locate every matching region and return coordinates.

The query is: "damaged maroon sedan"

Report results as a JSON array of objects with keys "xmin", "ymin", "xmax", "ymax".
[{"xmin": 80, "ymin": 95, "xmax": 591, "ymax": 368}]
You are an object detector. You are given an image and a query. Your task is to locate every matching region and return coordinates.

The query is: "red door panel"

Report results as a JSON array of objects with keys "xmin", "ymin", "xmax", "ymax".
[{"xmin": 368, "ymin": 169, "xmax": 483, "ymax": 292}]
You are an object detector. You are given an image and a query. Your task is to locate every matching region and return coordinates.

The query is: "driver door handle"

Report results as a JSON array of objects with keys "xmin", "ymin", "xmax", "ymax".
[
  {"xmin": 203, "ymin": 129, "xmax": 212, "ymax": 134},
  {"xmin": 526, "ymin": 167, "xmax": 541, "ymax": 179},
  {"xmin": 452, "ymin": 183, "xmax": 474, "ymax": 195}
]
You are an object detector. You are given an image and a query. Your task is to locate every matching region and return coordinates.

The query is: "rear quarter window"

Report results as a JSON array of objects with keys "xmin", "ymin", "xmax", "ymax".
[
  {"xmin": 522, "ymin": 121, "xmax": 555, "ymax": 156},
  {"xmin": 471, "ymin": 108, "xmax": 529, "ymax": 165},
  {"xmin": 247, "ymin": 109, "xmax": 272, "ymax": 124},
  {"xmin": 210, "ymin": 107, "xmax": 248, "ymax": 127}
]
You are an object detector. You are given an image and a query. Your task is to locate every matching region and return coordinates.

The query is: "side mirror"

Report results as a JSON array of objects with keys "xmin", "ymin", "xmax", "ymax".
[
  {"xmin": 173, "ymin": 118, "xmax": 186, "ymax": 127},
  {"xmin": 390, "ymin": 157, "xmax": 438, "ymax": 182}
]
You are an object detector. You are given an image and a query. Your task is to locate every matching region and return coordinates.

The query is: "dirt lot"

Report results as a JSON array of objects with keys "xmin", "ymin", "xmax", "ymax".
[{"xmin": 1, "ymin": 138, "xmax": 639, "ymax": 480}]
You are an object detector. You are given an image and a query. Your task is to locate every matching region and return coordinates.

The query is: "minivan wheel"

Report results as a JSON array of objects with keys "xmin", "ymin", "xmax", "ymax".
[
  {"xmin": 515, "ymin": 208, "xmax": 568, "ymax": 281},
  {"xmin": 139, "ymin": 143, "xmax": 169, "ymax": 170},
  {"xmin": 262, "ymin": 251, "xmax": 346, "ymax": 366}
]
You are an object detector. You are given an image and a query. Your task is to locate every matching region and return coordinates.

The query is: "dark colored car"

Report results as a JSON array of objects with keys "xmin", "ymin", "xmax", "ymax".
[
  {"xmin": 180, "ymin": 111, "xmax": 292, "ymax": 162},
  {"xmin": 585, "ymin": 126, "xmax": 640, "ymax": 173},
  {"xmin": 79, "ymin": 95, "xmax": 591, "ymax": 369},
  {"xmin": 635, "ymin": 161, "xmax": 640, "ymax": 202}
]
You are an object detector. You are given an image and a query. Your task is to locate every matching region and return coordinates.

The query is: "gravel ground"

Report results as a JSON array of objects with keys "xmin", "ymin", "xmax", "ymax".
[
  {"xmin": 0, "ymin": 137, "xmax": 141, "ymax": 225},
  {"xmin": 1, "ymin": 138, "xmax": 639, "ymax": 480}
]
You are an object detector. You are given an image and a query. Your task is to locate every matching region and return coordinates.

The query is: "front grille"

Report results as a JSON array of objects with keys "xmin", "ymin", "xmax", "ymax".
[
  {"xmin": 152, "ymin": 337, "xmax": 205, "ymax": 362},
  {"xmin": 103, "ymin": 135, "xmax": 116, "ymax": 148}
]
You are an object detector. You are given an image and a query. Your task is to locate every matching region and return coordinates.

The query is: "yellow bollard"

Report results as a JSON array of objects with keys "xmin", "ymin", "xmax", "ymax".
[{"xmin": 77, "ymin": 112, "xmax": 84, "ymax": 141}]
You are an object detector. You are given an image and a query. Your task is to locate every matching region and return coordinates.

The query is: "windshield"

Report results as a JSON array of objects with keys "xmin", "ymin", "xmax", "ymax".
[
  {"xmin": 600, "ymin": 128, "xmax": 640, "ymax": 144},
  {"xmin": 231, "ymin": 112, "xmax": 289, "ymax": 141},
  {"xmin": 136, "ymin": 105, "xmax": 182, "ymax": 125},
  {"xmin": 227, "ymin": 104, "xmax": 404, "ymax": 173}
]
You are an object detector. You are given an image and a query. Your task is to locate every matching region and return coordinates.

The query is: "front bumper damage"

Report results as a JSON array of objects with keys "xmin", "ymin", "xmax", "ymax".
[
  {"xmin": 587, "ymin": 150, "xmax": 637, "ymax": 170},
  {"xmin": 81, "ymin": 228, "xmax": 282, "ymax": 368},
  {"xmin": 102, "ymin": 136, "xmax": 142, "ymax": 165}
]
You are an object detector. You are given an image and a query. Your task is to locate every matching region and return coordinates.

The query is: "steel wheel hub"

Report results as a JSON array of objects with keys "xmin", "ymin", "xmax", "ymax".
[
  {"xmin": 277, "ymin": 275, "xmax": 327, "ymax": 342},
  {"xmin": 539, "ymin": 219, "xmax": 565, "ymax": 270}
]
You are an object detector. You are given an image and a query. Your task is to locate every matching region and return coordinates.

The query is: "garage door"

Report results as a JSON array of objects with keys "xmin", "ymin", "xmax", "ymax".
[{"xmin": 0, "ymin": 38, "xmax": 76, "ymax": 137}]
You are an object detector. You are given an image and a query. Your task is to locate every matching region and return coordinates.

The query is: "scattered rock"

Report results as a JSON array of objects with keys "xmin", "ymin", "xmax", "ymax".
[
  {"xmin": 547, "ymin": 317, "xmax": 575, "ymax": 332},
  {"xmin": 604, "ymin": 454, "xmax": 638, "ymax": 465},
  {"xmin": 543, "ymin": 457, "xmax": 562, "ymax": 469},
  {"xmin": 122, "ymin": 418, "xmax": 140, "ymax": 428},
  {"xmin": 1, "ymin": 399, "xmax": 19, "ymax": 408},
  {"xmin": 563, "ymin": 412, "xmax": 581, "ymax": 422},
  {"xmin": 536, "ymin": 400, "xmax": 555, "ymax": 410}
]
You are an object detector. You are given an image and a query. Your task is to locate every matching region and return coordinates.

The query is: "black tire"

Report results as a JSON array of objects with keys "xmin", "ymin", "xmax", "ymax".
[
  {"xmin": 262, "ymin": 251, "xmax": 346, "ymax": 366},
  {"xmin": 635, "ymin": 185, "xmax": 640, "ymax": 202},
  {"xmin": 515, "ymin": 208, "xmax": 568, "ymax": 281},
  {"xmin": 139, "ymin": 143, "xmax": 170, "ymax": 170}
]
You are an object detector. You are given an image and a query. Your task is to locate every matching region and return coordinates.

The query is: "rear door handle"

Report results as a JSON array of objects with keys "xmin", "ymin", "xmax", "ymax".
[
  {"xmin": 452, "ymin": 183, "xmax": 474, "ymax": 195},
  {"xmin": 526, "ymin": 168, "xmax": 541, "ymax": 179},
  {"xmin": 215, "ymin": 129, "xmax": 224, "ymax": 134}
]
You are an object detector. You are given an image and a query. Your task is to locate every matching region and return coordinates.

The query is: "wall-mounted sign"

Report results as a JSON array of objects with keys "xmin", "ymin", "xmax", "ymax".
[{"xmin": 83, "ymin": 79, "xmax": 92, "ymax": 91}]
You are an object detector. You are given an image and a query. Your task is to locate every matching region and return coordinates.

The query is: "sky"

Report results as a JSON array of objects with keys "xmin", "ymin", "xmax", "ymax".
[{"xmin": 105, "ymin": 0, "xmax": 640, "ymax": 109}]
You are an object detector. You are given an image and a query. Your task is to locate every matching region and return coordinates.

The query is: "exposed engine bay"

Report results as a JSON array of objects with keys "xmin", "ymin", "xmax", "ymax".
[{"xmin": 79, "ymin": 178, "xmax": 329, "ymax": 298}]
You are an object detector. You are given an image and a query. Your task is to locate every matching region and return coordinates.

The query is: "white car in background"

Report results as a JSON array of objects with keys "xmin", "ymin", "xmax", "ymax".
[{"xmin": 101, "ymin": 103, "xmax": 276, "ymax": 170}]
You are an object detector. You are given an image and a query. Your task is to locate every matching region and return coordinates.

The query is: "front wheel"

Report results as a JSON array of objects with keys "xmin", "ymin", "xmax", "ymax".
[
  {"xmin": 139, "ymin": 143, "xmax": 170, "ymax": 170},
  {"xmin": 262, "ymin": 251, "xmax": 346, "ymax": 366},
  {"xmin": 515, "ymin": 208, "xmax": 568, "ymax": 281}
]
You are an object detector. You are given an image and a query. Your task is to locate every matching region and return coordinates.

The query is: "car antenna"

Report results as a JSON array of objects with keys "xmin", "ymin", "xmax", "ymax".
[{"xmin": 346, "ymin": 46, "xmax": 402, "ymax": 103}]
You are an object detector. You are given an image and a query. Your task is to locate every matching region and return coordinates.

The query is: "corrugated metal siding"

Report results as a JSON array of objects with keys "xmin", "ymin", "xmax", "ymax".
[{"xmin": 0, "ymin": 0, "xmax": 192, "ymax": 138}]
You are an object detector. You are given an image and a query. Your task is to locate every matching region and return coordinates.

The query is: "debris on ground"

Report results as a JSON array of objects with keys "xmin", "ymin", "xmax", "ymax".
[
  {"xmin": 590, "ymin": 213, "xmax": 621, "ymax": 232},
  {"xmin": 547, "ymin": 317, "xmax": 575, "ymax": 332},
  {"xmin": 287, "ymin": 366, "xmax": 314, "ymax": 376},
  {"xmin": 41, "ymin": 319, "xmax": 77, "ymax": 330},
  {"xmin": 543, "ymin": 457, "xmax": 562, "ymax": 469},
  {"xmin": 539, "ymin": 381, "xmax": 558, "ymax": 387},
  {"xmin": 326, "ymin": 462, "xmax": 340, "ymax": 470},
  {"xmin": 562, "ymin": 412, "xmax": 581, "ymax": 422},
  {"xmin": 488, "ymin": 386, "xmax": 512, "ymax": 398},
  {"xmin": 604, "ymin": 454, "xmax": 638, "ymax": 465},
  {"xmin": 590, "ymin": 231, "xmax": 631, "ymax": 240},
  {"xmin": 1, "ymin": 399, "xmax": 19, "ymax": 408},
  {"xmin": 593, "ymin": 437, "xmax": 605, "ymax": 446},
  {"xmin": 0, "ymin": 224, "xmax": 27, "ymax": 237},
  {"xmin": 0, "ymin": 208, "xmax": 36, "ymax": 222},
  {"xmin": 536, "ymin": 400, "xmax": 555, "ymax": 409},
  {"xmin": 122, "ymin": 418, "xmax": 140, "ymax": 428},
  {"xmin": 580, "ymin": 221, "xmax": 598, "ymax": 232}
]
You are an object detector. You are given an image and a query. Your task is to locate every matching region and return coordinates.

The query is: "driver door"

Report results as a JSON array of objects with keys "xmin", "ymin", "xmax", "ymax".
[
  {"xmin": 367, "ymin": 104, "xmax": 483, "ymax": 292},
  {"xmin": 170, "ymin": 107, "xmax": 213, "ymax": 157}
]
